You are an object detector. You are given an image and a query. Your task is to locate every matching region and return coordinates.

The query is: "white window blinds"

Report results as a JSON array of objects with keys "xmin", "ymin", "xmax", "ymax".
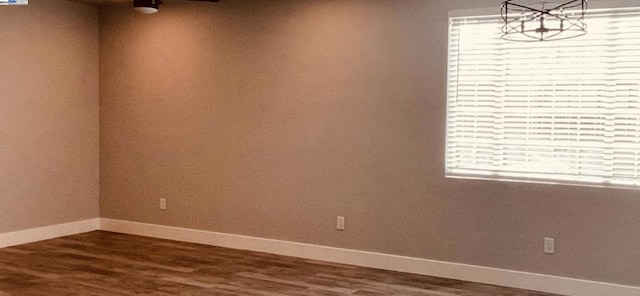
[{"xmin": 446, "ymin": 8, "xmax": 640, "ymax": 188}]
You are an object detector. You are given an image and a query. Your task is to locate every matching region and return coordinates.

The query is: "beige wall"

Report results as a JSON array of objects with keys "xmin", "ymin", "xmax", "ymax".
[
  {"xmin": 99, "ymin": 0, "xmax": 640, "ymax": 287},
  {"xmin": 0, "ymin": 0, "xmax": 100, "ymax": 232}
]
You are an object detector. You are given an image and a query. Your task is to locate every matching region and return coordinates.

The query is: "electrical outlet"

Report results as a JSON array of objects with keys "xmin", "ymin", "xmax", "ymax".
[
  {"xmin": 336, "ymin": 216, "xmax": 345, "ymax": 231},
  {"xmin": 159, "ymin": 198, "xmax": 167, "ymax": 210},
  {"xmin": 544, "ymin": 237, "xmax": 555, "ymax": 254}
]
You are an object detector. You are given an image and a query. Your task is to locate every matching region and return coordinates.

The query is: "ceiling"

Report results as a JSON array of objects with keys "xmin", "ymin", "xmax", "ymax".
[
  {"xmin": 70, "ymin": 0, "xmax": 219, "ymax": 6},
  {"xmin": 70, "ymin": 0, "xmax": 129, "ymax": 4}
]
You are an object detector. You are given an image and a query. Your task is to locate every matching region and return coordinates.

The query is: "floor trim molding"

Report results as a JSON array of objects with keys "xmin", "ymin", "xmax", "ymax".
[
  {"xmin": 0, "ymin": 219, "xmax": 100, "ymax": 249},
  {"xmin": 4, "ymin": 219, "xmax": 638, "ymax": 295},
  {"xmin": 99, "ymin": 218, "xmax": 640, "ymax": 296}
]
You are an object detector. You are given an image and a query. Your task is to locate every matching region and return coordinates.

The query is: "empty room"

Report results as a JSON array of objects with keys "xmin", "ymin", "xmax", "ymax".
[{"xmin": 0, "ymin": 0, "xmax": 639, "ymax": 295}]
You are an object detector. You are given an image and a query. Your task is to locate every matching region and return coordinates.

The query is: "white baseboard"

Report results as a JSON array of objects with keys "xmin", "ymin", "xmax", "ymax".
[
  {"xmin": 99, "ymin": 218, "xmax": 640, "ymax": 296},
  {"xmin": 3, "ymin": 218, "xmax": 638, "ymax": 296},
  {"xmin": 0, "ymin": 218, "xmax": 100, "ymax": 249}
]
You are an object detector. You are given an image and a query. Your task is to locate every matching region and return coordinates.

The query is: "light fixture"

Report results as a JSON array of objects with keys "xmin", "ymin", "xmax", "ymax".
[
  {"xmin": 133, "ymin": 0, "xmax": 163, "ymax": 14},
  {"xmin": 501, "ymin": 0, "xmax": 588, "ymax": 41}
]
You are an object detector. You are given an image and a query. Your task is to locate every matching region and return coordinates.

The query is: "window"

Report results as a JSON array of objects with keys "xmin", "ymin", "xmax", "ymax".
[{"xmin": 445, "ymin": 7, "xmax": 640, "ymax": 189}]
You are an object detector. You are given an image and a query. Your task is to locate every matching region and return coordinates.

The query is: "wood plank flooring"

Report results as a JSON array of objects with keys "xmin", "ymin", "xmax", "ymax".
[{"xmin": 0, "ymin": 231, "xmax": 561, "ymax": 296}]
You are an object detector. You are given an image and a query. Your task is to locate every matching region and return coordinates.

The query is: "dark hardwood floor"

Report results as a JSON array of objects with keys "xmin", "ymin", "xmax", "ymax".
[{"xmin": 0, "ymin": 231, "xmax": 560, "ymax": 295}]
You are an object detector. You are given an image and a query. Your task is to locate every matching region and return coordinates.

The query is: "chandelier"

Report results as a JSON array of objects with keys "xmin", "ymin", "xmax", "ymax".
[{"xmin": 501, "ymin": 0, "xmax": 588, "ymax": 41}]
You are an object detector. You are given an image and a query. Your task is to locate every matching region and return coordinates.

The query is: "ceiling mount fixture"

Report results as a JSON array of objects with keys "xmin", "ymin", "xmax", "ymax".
[
  {"xmin": 133, "ymin": 0, "xmax": 221, "ymax": 14},
  {"xmin": 501, "ymin": 0, "xmax": 588, "ymax": 42},
  {"xmin": 133, "ymin": 0, "xmax": 162, "ymax": 14}
]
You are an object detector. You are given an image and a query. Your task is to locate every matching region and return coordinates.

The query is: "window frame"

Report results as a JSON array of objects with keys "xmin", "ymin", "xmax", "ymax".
[{"xmin": 444, "ymin": 4, "xmax": 640, "ymax": 190}]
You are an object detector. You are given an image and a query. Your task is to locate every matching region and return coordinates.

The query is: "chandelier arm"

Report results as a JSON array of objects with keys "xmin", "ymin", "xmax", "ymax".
[
  {"xmin": 503, "ymin": 2, "xmax": 548, "ymax": 14},
  {"xmin": 503, "ymin": 11, "xmax": 546, "ymax": 22},
  {"xmin": 548, "ymin": 0, "xmax": 587, "ymax": 11}
]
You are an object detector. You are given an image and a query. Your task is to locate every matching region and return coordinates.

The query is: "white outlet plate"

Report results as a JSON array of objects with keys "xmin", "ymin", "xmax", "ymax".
[
  {"xmin": 544, "ymin": 237, "xmax": 555, "ymax": 254},
  {"xmin": 159, "ymin": 198, "xmax": 167, "ymax": 210},
  {"xmin": 336, "ymin": 216, "xmax": 345, "ymax": 231}
]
